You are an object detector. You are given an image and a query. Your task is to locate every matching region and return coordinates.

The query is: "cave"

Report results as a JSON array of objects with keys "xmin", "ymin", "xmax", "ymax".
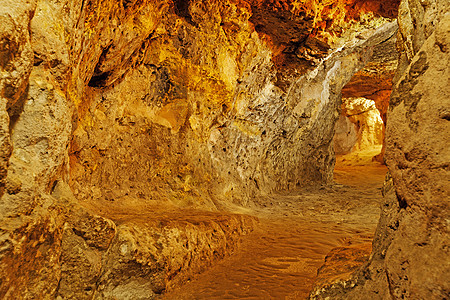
[
  {"xmin": 334, "ymin": 28, "xmax": 397, "ymax": 165},
  {"xmin": 0, "ymin": 0, "xmax": 449, "ymax": 299}
]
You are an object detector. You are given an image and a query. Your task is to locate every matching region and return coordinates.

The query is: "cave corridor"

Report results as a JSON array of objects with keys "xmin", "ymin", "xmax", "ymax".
[{"xmin": 0, "ymin": 0, "xmax": 449, "ymax": 299}]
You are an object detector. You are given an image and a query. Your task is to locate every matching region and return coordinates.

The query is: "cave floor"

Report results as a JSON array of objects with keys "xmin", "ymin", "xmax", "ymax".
[{"xmin": 161, "ymin": 154, "xmax": 387, "ymax": 300}]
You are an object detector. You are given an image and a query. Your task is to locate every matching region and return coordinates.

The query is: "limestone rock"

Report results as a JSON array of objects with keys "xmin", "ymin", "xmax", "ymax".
[
  {"xmin": 339, "ymin": 97, "xmax": 384, "ymax": 153},
  {"xmin": 334, "ymin": 115, "xmax": 359, "ymax": 155},
  {"xmin": 8, "ymin": 0, "xmax": 448, "ymax": 299},
  {"xmin": 341, "ymin": 30, "xmax": 398, "ymax": 162},
  {"xmin": 309, "ymin": 243, "xmax": 372, "ymax": 299},
  {"xmin": 68, "ymin": 2, "xmax": 399, "ymax": 209},
  {"xmin": 56, "ymin": 201, "xmax": 257, "ymax": 299},
  {"xmin": 0, "ymin": 0, "xmax": 36, "ymax": 199},
  {"xmin": 1, "ymin": 66, "xmax": 72, "ymax": 218},
  {"xmin": 0, "ymin": 195, "xmax": 65, "ymax": 298},
  {"xmin": 382, "ymin": 10, "xmax": 450, "ymax": 297},
  {"xmin": 324, "ymin": 1, "xmax": 450, "ymax": 298}
]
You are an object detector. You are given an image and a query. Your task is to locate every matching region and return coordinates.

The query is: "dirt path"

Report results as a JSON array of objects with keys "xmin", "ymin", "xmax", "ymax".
[{"xmin": 161, "ymin": 155, "xmax": 387, "ymax": 300}]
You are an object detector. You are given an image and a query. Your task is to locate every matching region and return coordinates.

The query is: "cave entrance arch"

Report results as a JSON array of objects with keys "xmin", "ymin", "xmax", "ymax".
[{"xmin": 333, "ymin": 29, "xmax": 397, "ymax": 169}]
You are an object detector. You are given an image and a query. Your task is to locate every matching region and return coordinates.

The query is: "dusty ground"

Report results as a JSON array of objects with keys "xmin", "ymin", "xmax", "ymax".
[{"xmin": 161, "ymin": 149, "xmax": 387, "ymax": 299}]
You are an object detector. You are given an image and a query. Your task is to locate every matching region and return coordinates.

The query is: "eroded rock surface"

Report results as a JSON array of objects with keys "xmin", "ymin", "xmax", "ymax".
[
  {"xmin": 0, "ymin": 0, "xmax": 35, "ymax": 200},
  {"xmin": 2, "ymin": 0, "xmax": 447, "ymax": 299},
  {"xmin": 314, "ymin": 0, "xmax": 450, "ymax": 299},
  {"xmin": 56, "ymin": 189, "xmax": 257, "ymax": 299},
  {"xmin": 334, "ymin": 97, "xmax": 384, "ymax": 155},
  {"xmin": 340, "ymin": 30, "xmax": 398, "ymax": 162},
  {"xmin": 66, "ymin": 2, "xmax": 399, "ymax": 211},
  {"xmin": 310, "ymin": 243, "xmax": 372, "ymax": 299}
]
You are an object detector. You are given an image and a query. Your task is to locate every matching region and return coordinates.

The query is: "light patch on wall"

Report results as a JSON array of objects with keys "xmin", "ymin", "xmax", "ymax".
[{"xmin": 334, "ymin": 97, "xmax": 384, "ymax": 156}]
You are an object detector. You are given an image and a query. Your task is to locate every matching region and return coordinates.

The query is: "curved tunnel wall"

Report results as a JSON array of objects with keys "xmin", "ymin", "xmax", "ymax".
[{"xmin": 2, "ymin": 0, "xmax": 447, "ymax": 299}]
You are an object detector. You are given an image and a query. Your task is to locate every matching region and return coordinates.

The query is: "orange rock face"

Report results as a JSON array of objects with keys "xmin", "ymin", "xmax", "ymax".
[
  {"xmin": 339, "ymin": 30, "xmax": 397, "ymax": 161},
  {"xmin": 318, "ymin": 1, "xmax": 450, "ymax": 299},
  {"xmin": 4, "ymin": 0, "xmax": 447, "ymax": 299},
  {"xmin": 310, "ymin": 243, "xmax": 372, "ymax": 299},
  {"xmin": 247, "ymin": 0, "xmax": 399, "ymax": 87}
]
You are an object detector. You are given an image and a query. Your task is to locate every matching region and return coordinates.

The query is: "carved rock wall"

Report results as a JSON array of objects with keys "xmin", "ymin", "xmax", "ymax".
[
  {"xmin": 0, "ymin": 0, "xmax": 402, "ymax": 298},
  {"xmin": 68, "ymin": 1, "xmax": 398, "ymax": 208},
  {"xmin": 341, "ymin": 31, "xmax": 398, "ymax": 161},
  {"xmin": 313, "ymin": 0, "xmax": 450, "ymax": 298},
  {"xmin": 334, "ymin": 97, "xmax": 384, "ymax": 155},
  {"xmin": 380, "ymin": 0, "xmax": 450, "ymax": 296}
]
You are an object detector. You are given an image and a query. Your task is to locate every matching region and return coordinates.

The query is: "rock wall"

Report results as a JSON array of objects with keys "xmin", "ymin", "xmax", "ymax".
[
  {"xmin": 380, "ymin": 0, "xmax": 450, "ymax": 296},
  {"xmin": 341, "ymin": 31, "xmax": 398, "ymax": 161},
  {"xmin": 0, "ymin": 0, "xmax": 402, "ymax": 298},
  {"xmin": 67, "ymin": 1, "xmax": 399, "ymax": 208},
  {"xmin": 334, "ymin": 97, "xmax": 384, "ymax": 155},
  {"xmin": 313, "ymin": 0, "xmax": 450, "ymax": 298}
]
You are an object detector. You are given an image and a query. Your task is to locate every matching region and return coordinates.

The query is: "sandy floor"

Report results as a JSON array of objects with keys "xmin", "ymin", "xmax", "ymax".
[{"xmin": 161, "ymin": 150, "xmax": 387, "ymax": 299}]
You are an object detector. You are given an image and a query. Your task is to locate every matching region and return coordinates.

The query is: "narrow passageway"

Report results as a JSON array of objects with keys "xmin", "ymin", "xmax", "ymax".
[
  {"xmin": 161, "ymin": 155, "xmax": 387, "ymax": 299},
  {"xmin": 2, "ymin": 0, "xmax": 448, "ymax": 297}
]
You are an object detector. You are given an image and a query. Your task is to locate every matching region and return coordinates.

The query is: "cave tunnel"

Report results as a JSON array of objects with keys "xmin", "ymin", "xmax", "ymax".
[
  {"xmin": 332, "ymin": 29, "xmax": 397, "ymax": 191},
  {"xmin": 0, "ymin": 0, "xmax": 449, "ymax": 299},
  {"xmin": 334, "ymin": 28, "xmax": 397, "ymax": 165}
]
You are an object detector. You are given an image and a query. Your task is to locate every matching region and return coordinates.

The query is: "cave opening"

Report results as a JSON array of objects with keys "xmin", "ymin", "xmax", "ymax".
[
  {"xmin": 334, "ymin": 96, "xmax": 385, "ymax": 161},
  {"xmin": 333, "ymin": 25, "xmax": 397, "ymax": 189}
]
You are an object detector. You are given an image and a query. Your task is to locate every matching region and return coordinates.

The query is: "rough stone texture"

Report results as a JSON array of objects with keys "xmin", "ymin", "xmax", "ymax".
[
  {"xmin": 1, "ymin": 179, "xmax": 256, "ymax": 300},
  {"xmin": 310, "ymin": 243, "xmax": 372, "ymax": 299},
  {"xmin": 0, "ymin": 0, "xmax": 408, "ymax": 298},
  {"xmin": 334, "ymin": 114, "xmax": 359, "ymax": 155},
  {"xmin": 0, "ymin": 2, "xmax": 69, "ymax": 298},
  {"xmin": 249, "ymin": 0, "xmax": 400, "ymax": 89},
  {"xmin": 334, "ymin": 97, "xmax": 384, "ymax": 155},
  {"xmin": 314, "ymin": 0, "xmax": 450, "ymax": 299},
  {"xmin": 94, "ymin": 209, "xmax": 256, "ymax": 299},
  {"xmin": 381, "ymin": 7, "xmax": 450, "ymax": 297},
  {"xmin": 0, "ymin": 64, "xmax": 73, "ymax": 298},
  {"xmin": 0, "ymin": 1, "xmax": 261, "ymax": 297},
  {"xmin": 0, "ymin": 0, "xmax": 36, "ymax": 200},
  {"xmin": 56, "ymin": 182, "xmax": 257, "ymax": 299},
  {"xmin": 69, "ymin": 2, "xmax": 399, "ymax": 208},
  {"xmin": 342, "ymin": 32, "xmax": 398, "ymax": 117},
  {"xmin": 341, "ymin": 31, "xmax": 398, "ymax": 162}
]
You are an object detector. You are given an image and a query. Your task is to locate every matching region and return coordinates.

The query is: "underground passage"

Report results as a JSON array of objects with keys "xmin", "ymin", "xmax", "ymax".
[{"xmin": 0, "ymin": 0, "xmax": 448, "ymax": 299}]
